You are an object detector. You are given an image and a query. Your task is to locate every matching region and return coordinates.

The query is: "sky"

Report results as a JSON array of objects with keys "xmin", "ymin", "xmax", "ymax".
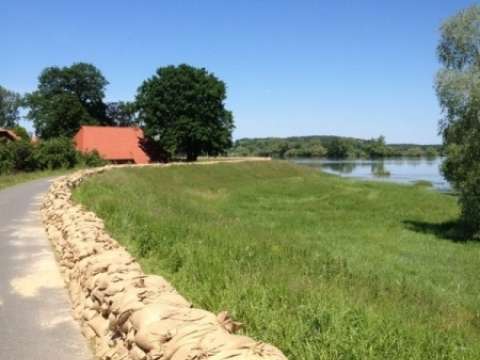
[{"xmin": 2, "ymin": 0, "xmax": 476, "ymax": 144}]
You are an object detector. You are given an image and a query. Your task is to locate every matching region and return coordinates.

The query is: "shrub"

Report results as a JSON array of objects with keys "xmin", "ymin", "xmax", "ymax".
[
  {"xmin": 0, "ymin": 141, "xmax": 14, "ymax": 174},
  {"xmin": 35, "ymin": 137, "xmax": 77, "ymax": 170},
  {"xmin": 0, "ymin": 140, "xmax": 36, "ymax": 174},
  {"xmin": 76, "ymin": 150, "xmax": 107, "ymax": 168},
  {"xmin": 0, "ymin": 136, "xmax": 110, "ymax": 176},
  {"xmin": 10, "ymin": 140, "xmax": 36, "ymax": 171}
]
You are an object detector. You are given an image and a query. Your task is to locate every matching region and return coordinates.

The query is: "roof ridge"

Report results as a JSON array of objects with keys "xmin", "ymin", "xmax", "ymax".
[{"xmin": 80, "ymin": 125, "xmax": 141, "ymax": 129}]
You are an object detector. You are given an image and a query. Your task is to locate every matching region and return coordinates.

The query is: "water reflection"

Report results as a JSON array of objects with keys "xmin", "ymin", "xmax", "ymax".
[
  {"xmin": 292, "ymin": 158, "xmax": 450, "ymax": 191},
  {"xmin": 371, "ymin": 162, "xmax": 390, "ymax": 177},
  {"xmin": 323, "ymin": 161, "xmax": 356, "ymax": 174}
]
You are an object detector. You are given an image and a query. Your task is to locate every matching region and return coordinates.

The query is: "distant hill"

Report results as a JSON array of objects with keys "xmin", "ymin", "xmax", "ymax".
[{"xmin": 229, "ymin": 135, "xmax": 442, "ymax": 159}]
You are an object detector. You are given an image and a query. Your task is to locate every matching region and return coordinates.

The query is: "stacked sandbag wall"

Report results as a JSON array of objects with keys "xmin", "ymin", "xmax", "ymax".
[{"xmin": 41, "ymin": 160, "xmax": 287, "ymax": 360}]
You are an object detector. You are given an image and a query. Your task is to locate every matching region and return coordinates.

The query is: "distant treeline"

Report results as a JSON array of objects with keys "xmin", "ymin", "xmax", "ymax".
[{"xmin": 229, "ymin": 136, "xmax": 442, "ymax": 159}]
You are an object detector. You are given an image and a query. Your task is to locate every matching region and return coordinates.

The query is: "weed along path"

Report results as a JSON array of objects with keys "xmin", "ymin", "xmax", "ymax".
[{"xmin": 0, "ymin": 179, "xmax": 92, "ymax": 359}]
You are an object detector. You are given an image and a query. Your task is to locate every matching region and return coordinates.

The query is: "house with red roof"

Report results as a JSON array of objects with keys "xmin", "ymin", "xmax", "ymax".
[
  {"xmin": 0, "ymin": 128, "xmax": 20, "ymax": 142},
  {"xmin": 74, "ymin": 126, "xmax": 151, "ymax": 164}
]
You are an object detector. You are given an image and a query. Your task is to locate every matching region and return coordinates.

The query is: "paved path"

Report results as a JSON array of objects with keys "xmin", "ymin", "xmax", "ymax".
[{"xmin": 0, "ymin": 178, "xmax": 92, "ymax": 359}]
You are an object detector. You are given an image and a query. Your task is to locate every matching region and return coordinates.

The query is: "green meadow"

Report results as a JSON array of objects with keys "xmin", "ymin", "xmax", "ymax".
[{"xmin": 73, "ymin": 161, "xmax": 480, "ymax": 359}]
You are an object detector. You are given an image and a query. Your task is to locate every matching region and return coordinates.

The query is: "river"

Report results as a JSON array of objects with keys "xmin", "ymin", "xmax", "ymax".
[{"xmin": 292, "ymin": 157, "xmax": 450, "ymax": 191}]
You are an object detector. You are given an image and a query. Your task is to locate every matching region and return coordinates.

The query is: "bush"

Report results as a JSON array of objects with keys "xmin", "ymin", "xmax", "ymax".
[
  {"xmin": 0, "ymin": 140, "xmax": 36, "ymax": 174},
  {"xmin": 0, "ymin": 141, "xmax": 15, "ymax": 174},
  {"xmin": 10, "ymin": 140, "xmax": 36, "ymax": 171},
  {"xmin": 76, "ymin": 150, "xmax": 107, "ymax": 167},
  {"xmin": 35, "ymin": 137, "xmax": 77, "ymax": 170},
  {"xmin": 0, "ymin": 136, "xmax": 110, "ymax": 176}
]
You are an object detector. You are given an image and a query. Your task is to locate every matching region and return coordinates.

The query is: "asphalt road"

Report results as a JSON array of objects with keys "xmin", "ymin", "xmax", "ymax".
[{"xmin": 0, "ymin": 178, "xmax": 92, "ymax": 359}]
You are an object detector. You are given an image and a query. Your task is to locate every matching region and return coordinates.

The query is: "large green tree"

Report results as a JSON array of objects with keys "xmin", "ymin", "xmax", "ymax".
[
  {"xmin": 436, "ymin": 5, "xmax": 480, "ymax": 237},
  {"xmin": 0, "ymin": 85, "xmax": 22, "ymax": 128},
  {"xmin": 25, "ymin": 63, "xmax": 111, "ymax": 139},
  {"xmin": 136, "ymin": 64, "xmax": 234, "ymax": 161}
]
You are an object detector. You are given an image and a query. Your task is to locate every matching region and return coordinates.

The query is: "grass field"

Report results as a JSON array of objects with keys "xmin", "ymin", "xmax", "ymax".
[
  {"xmin": 0, "ymin": 169, "xmax": 68, "ymax": 191},
  {"xmin": 73, "ymin": 161, "xmax": 480, "ymax": 359}
]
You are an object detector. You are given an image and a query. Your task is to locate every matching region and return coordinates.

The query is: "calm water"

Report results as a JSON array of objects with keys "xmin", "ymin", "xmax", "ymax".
[{"xmin": 292, "ymin": 158, "xmax": 450, "ymax": 191}]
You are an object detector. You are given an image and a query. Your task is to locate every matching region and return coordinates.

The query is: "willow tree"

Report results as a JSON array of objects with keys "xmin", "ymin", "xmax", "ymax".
[{"xmin": 436, "ymin": 5, "xmax": 480, "ymax": 237}]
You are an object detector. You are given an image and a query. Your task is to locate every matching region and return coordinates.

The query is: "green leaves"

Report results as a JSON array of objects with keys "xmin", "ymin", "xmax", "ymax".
[
  {"xmin": 136, "ymin": 64, "xmax": 234, "ymax": 161},
  {"xmin": 0, "ymin": 85, "xmax": 22, "ymax": 128},
  {"xmin": 436, "ymin": 5, "xmax": 480, "ymax": 237},
  {"xmin": 25, "ymin": 62, "xmax": 110, "ymax": 139},
  {"xmin": 438, "ymin": 5, "xmax": 480, "ymax": 70},
  {"xmin": 35, "ymin": 137, "xmax": 78, "ymax": 170}
]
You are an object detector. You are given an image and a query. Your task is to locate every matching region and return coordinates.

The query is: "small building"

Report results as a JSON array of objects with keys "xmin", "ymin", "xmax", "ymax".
[
  {"xmin": 0, "ymin": 128, "xmax": 20, "ymax": 142},
  {"xmin": 74, "ymin": 126, "xmax": 151, "ymax": 164}
]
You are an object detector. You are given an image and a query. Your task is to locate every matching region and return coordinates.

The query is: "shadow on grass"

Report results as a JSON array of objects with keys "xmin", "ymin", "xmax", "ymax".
[{"xmin": 403, "ymin": 219, "xmax": 470, "ymax": 243}]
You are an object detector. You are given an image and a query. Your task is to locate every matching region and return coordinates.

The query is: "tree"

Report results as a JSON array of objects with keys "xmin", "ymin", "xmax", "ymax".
[
  {"xmin": 136, "ymin": 64, "xmax": 234, "ymax": 161},
  {"xmin": 309, "ymin": 143, "xmax": 327, "ymax": 157},
  {"xmin": 365, "ymin": 136, "xmax": 388, "ymax": 158},
  {"xmin": 106, "ymin": 101, "xmax": 138, "ymax": 126},
  {"xmin": 0, "ymin": 85, "xmax": 22, "ymax": 128},
  {"xmin": 25, "ymin": 63, "xmax": 110, "ymax": 139},
  {"xmin": 436, "ymin": 5, "xmax": 480, "ymax": 237},
  {"xmin": 327, "ymin": 138, "xmax": 354, "ymax": 159}
]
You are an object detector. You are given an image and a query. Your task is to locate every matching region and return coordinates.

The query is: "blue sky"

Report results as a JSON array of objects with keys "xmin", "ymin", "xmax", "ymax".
[{"xmin": 2, "ymin": 1, "xmax": 475, "ymax": 144}]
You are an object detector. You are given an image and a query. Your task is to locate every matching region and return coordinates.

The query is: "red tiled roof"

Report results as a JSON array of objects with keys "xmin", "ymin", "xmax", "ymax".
[
  {"xmin": 0, "ymin": 128, "xmax": 20, "ymax": 141},
  {"xmin": 74, "ymin": 126, "xmax": 151, "ymax": 164}
]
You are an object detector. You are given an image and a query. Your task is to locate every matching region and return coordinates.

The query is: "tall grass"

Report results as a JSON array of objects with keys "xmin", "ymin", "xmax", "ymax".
[{"xmin": 73, "ymin": 161, "xmax": 480, "ymax": 359}]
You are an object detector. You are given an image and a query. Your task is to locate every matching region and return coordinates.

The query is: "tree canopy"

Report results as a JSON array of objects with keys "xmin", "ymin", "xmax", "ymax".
[
  {"xmin": 136, "ymin": 64, "xmax": 234, "ymax": 161},
  {"xmin": 25, "ymin": 63, "xmax": 111, "ymax": 139},
  {"xmin": 436, "ymin": 5, "xmax": 480, "ymax": 237},
  {"xmin": 106, "ymin": 101, "xmax": 138, "ymax": 127},
  {"xmin": 0, "ymin": 85, "xmax": 22, "ymax": 128},
  {"xmin": 229, "ymin": 135, "xmax": 440, "ymax": 159}
]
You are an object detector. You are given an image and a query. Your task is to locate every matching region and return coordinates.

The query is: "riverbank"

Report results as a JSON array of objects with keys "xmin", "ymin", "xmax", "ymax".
[{"xmin": 73, "ymin": 161, "xmax": 479, "ymax": 359}]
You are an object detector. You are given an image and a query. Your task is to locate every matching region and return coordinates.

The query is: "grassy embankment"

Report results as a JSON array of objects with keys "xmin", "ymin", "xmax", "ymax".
[
  {"xmin": 73, "ymin": 161, "xmax": 480, "ymax": 359},
  {"xmin": 0, "ymin": 169, "xmax": 68, "ymax": 191}
]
